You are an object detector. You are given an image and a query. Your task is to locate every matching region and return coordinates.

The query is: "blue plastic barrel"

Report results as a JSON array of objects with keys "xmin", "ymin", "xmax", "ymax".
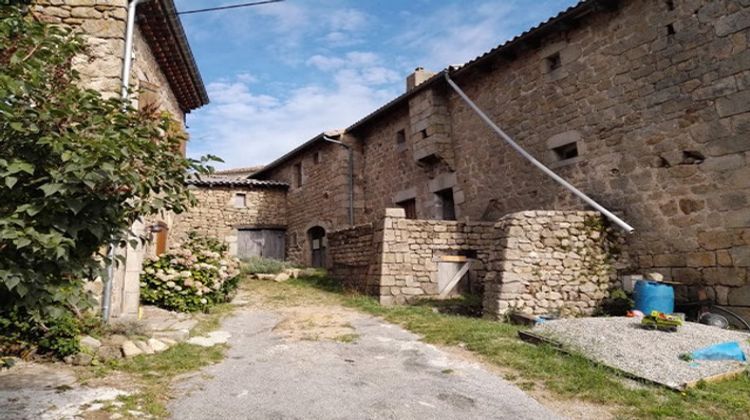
[{"xmin": 634, "ymin": 280, "xmax": 674, "ymax": 314}]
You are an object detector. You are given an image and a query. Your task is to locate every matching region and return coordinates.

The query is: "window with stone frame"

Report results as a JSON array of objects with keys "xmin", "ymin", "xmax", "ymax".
[{"xmin": 138, "ymin": 80, "xmax": 161, "ymax": 111}]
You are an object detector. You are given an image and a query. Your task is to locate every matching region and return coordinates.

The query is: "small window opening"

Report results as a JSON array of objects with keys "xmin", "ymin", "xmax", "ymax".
[
  {"xmin": 313, "ymin": 151, "xmax": 322, "ymax": 164},
  {"xmin": 396, "ymin": 129, "xmax": 406, "ymax": 145},
  {"xmin": 420, "ymin": 129, "xmax": 428, "ymax": 139},
  {"xmin": 233, "ymin": 193, "xmax": 246, "ymax": 208},
  {"xmin": 665, "ymin": 0, "xmax": 675, "ymax": 11},
  {"xmin": 552, "ymin": 142, "xmax": 579, "ymax": 161},
  {"xmin": 666, "ymin": 23, "xmax": 675, "ymax": 36},
  {"xmin": 293, "ymin": 163, "xmax": 302, "ymax": 188},
  {"xmin": 546, "ymin": 52, "xmax": 561, "ymax": 72},
  {"xmin": 396, "ymin": 198, "xmax": 417, "ymax": 220},
  {"xmin": 436, "ymin": 188, "xmax": 456, "ymax": 221}
]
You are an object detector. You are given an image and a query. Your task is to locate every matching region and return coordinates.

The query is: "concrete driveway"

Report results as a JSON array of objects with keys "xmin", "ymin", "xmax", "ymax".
[{"xmin": 169, "ymin": 304, "xmax": 560, "ymax": 420}]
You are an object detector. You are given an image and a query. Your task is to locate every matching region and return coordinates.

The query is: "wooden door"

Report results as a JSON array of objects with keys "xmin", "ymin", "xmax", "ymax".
[{"xmin": 237, "ymin": 229, "xmax": 285, "ymax": 260}]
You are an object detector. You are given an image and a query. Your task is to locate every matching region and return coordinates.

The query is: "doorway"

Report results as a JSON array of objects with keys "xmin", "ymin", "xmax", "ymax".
[
  {"xmin": 237, "ymin": 229, "xmax": 286, "ymax": 260},
  {"xmin": 308, "ymin": 226, "xmax": 326, "ymax": 268}
]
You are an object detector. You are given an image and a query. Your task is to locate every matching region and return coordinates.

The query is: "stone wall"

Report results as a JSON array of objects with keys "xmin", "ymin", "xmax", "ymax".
[
  {"xmin": 258, "ymin": 137, "xmax": 365, "ymax": 266},
  {"xmin": 445, "ymin": 0, "xmax": 750, "ymax": 313},
  {"xmin": 327, "ymin": 209, "xmax": 621, "ymax": 315},
  {"xmin": 171, "ymin": 186, "xmax": 287, "ymax": 253},
  {"xmin": 328, "ymin": 224, "xmax": 377, "ymax": 294},
  {"xmin": 483, "ymin": 211, "xmax": 626, "ymax": 319}
]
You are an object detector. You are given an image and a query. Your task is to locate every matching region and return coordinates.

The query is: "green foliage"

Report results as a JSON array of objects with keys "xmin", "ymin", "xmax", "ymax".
[
  {"xmin": 0, "ymin": 306, "xmax": 80, "ymax": 357},
  {"xmin": 241, "ymin": 256, "xmax": 295, "ymax": 274},
  {"xmin": 140, "ymin": 235, "xmax": 241, "ymax": 312},
  {"xmin": 0, "ymin": 7, "xmax": 216, "ymax": 331}
]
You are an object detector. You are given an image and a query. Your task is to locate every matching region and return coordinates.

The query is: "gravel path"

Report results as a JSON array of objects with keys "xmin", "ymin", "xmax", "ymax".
[
  {"xmin": 169, "ymin": 307, "xmax": 559, "ymax": 419},
  {"xmin": 533, "ymin": 317, "xmax": 750, "ymax": 389}
]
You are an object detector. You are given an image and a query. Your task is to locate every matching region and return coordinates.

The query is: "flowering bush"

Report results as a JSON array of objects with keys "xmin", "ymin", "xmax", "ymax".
[{"xmin": 140, "ymin": 235, "xmax": 241, "ymax": 312}]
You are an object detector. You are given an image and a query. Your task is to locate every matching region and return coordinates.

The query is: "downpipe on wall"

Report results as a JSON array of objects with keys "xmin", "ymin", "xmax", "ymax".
[
  {"xmin": 102, "ymin": 0, "xmax": 149, "ymax": 322},
  {"xmin": 322, "ymin": 135, "xmax": 355, "ymax": 226},
  {"xmin": 444, "ymin": 72, "xmax": 635, "ymax": 234}
]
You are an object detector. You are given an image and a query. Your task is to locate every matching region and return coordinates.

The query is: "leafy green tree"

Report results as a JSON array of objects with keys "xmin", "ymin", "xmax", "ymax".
[{"xmin": 0, "ymin": 5, "xmax": 215, "ymax": 333}]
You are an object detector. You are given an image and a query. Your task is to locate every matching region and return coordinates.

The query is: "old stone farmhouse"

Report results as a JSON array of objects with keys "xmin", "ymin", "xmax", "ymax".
[
  {"xmin": 33, "ymin": 0, "xmax": 209, "ymax": 319},
  {"xmin": 178, "ymin": 0, "xmax": 749, "ymax": 319}
]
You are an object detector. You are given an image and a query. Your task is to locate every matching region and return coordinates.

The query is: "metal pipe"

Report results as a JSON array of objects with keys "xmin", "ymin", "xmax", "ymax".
[
  {"xmin": 444, "ymin": 73, "xmax": 635, "ymax": 233},
  {"xmin": 323, "ymin": 136, "xmax": 354, "ymax": 226},
  {"xmin": 120, "ymin": 0, "xmax": 146, "ymax": 101},
  {"xmin": 104, "ymin": 0, "xmax": 149, "ymax": 322}
]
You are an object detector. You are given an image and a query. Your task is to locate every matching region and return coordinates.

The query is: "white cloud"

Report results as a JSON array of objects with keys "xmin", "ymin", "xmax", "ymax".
[{"xmin": 187, "ymin": 71, "xmax": 399, "ymax": 169}]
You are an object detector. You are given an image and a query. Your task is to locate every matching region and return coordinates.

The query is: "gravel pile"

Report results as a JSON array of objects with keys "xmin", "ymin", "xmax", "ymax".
[{"xmin": 532, "ymin": 317, "xmax": 750, "ymax": 389}]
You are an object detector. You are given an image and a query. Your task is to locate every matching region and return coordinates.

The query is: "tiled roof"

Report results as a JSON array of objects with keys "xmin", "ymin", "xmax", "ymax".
[
  {"xmin": 214, "ymin": 166, "xmax": 265, "ymax": 176},
  {"xmin": 137, "ymin": 0, "xmax": 209, "ymax": 112},
  {"xmin": 187, "ymin": 175, "xmax": 288, "ymax": 188}
]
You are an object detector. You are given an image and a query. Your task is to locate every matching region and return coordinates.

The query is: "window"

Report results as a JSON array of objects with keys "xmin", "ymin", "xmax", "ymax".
[
  {"xmin": 293, "ymin": 163, "xmax": 303, "ymax": 188},
  {"xmin": 546, "ymin": 52, "xmax": 561, "ymax": 72},
  {"xmin": 552, "ymin": 142, "xmax": 579, "ymax": 161},
  {"xmin": 313, "ymin": 151, "xmax": 322, "ymax": 164},
  {"xmin": 435, "ymin": 189, "xmax": 456, "ymax": 221},
  {"xmin": 396, "ymin": 198, "xmax": 417, "ymax": 220},
  {"xmin": 233, "ymin": 193, "xmax": 246, "ymax": 208}
]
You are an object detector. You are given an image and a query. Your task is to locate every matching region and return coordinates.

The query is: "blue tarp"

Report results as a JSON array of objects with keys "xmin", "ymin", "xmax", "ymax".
[{"xmin": 690, "ymin": 341, "xmax": 747, "ymax": 362}]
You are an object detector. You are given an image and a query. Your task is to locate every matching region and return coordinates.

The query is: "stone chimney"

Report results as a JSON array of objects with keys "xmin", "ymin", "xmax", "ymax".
[{"xmin": 406, "ymin": 67, "xmax": 435, "ymax": 92}]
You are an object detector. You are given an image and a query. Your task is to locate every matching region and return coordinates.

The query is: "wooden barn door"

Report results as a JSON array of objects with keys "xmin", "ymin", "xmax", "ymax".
[{"xmin": 237, "ymin": 229, "xmax": 285, "ymax": 260}]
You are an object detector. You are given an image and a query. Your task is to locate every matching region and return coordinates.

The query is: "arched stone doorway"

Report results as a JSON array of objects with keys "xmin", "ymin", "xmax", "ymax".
[{"xmin": 307, "ymin": 226, "xmax": 326, "ymax": 268}]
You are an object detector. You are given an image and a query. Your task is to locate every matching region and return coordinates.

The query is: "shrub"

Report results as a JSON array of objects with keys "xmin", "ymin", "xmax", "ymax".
[
  {"xmin": 241, "ymin": 256, "xmax": 294, "ymax": 275},
  {"xmin": 140, "ymin": 235, "xmax": 241, "ymax": 312},
  {"xmin": 0, "ymin": 306, "xmax": 81, "ymax": 358}
]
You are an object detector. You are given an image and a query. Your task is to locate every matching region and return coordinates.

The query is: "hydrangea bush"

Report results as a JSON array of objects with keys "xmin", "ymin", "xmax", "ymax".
[{"xmin": 140, "ymin": 235, "xmax": 241, "ymax": 312}]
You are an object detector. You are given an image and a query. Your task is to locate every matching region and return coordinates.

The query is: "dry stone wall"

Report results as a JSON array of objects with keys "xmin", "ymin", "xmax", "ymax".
[
  {"xmin": 327, "ymin": 208, "xmax": 622, "ymax": 316},
  {"xmin": 483, "ymin": 211, "xmax": 626, "ymax": 319},
  {"xmin": 328, "ymin": 224, "xmax": 377, "ymax": 294}
]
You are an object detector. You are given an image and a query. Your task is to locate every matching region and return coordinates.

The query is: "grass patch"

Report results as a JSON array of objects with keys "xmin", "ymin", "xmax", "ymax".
[
  {"xmin": 97, "ymin": 343, "xmax": 227, "ymax": 418},
  {"xmin": 254, "ymin": 275, "xmax": 750, "ymax": 420},
  {"xmin": 241, "ymin": 256, "xmax": 296, "ymax": 274}
]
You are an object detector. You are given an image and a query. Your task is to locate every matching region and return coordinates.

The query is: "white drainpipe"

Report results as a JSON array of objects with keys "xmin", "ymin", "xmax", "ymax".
[
  {"xmin": 444, "ymin": 72, "xmax": 635, "ymax": 233},
  {"xmin": 103, "ymin": 0, "xmax": 150, "ymax": 322},
  {"xmin": 120, "ymin": 0, "xmax": 147, "ymax": 100}
]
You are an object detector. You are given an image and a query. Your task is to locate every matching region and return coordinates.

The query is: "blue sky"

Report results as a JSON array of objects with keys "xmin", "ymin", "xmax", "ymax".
[{"xmin": 175, "ymin": 0, "xmax": 579, "ymax": 169}]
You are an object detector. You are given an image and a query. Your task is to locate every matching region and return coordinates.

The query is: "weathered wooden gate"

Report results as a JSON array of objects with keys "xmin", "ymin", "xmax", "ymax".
[{"xmin": 237, "ymin": 229, "xmax": 285, "ymax": 260}]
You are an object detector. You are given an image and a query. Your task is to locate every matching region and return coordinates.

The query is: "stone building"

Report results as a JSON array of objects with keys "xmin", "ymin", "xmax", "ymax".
[
  {"xmin": 180, "ymin": 0, "xmax": 750, "ymax": 319},
  {"xmin": 172, "ymin": 176, "xmax": 288, "ymax": 258},
  {"xmin": 33, "ymin": 0, "xmax": 209, "ymax": 318}
]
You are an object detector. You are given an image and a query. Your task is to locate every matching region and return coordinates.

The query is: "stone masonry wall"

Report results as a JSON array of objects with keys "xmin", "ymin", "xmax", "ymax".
[
  {"xmin": 259, "ymin": 137, "xmax": 364, "ymax": 266},
  {"xmin": 483, "ymin": 211, "xmax": 626, "ymax": 319},
  {"xmin": 446, "ymin": 0, "xmax": 750, "ymax": 314},
  {"xmin": 328, "ymin": 224, "xmax": 377, "ymax": 294},
  {"xmin": 327, "ymin": 209, "xmax": 621, "ymax": 315},
  {"xmin": 171, "ymin": 186, "xmax": 287, "ymax": 253}
]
